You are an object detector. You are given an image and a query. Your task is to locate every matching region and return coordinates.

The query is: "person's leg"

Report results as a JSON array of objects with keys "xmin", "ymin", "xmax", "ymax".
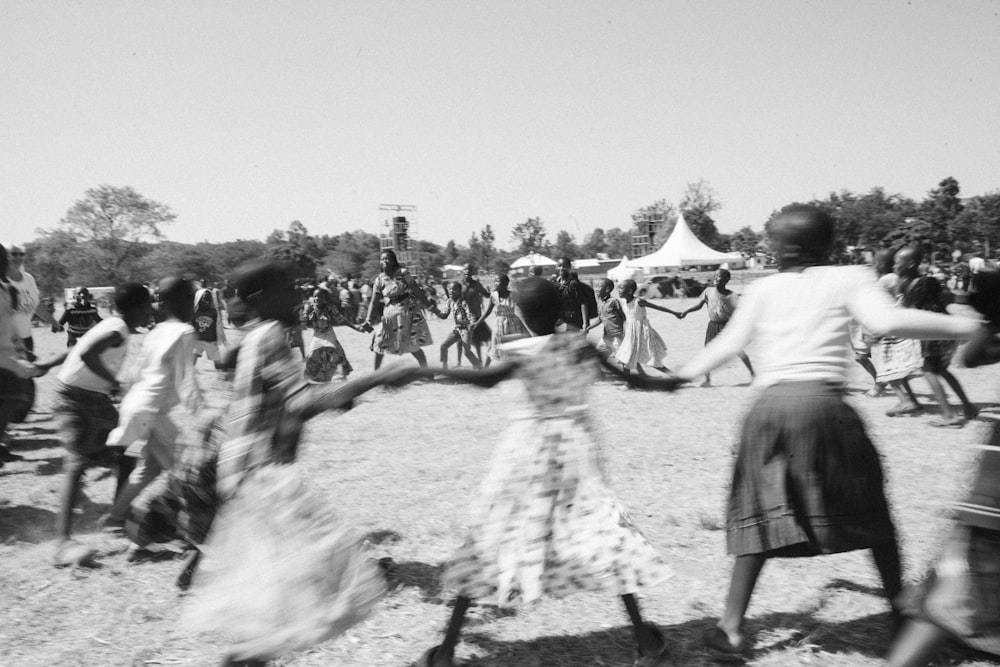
[
  {"xmin": 887, "ymin": 381, "xmax": 921, "ymax": 415},
  {"xmin": 373, "ymin": 352, "xmax": 384, "ymax": 370},
  {"xmin": 56, "ymin": 458, "xmax": 87, "ymax": 541},
  {"xmin": 871, "ymin": 538, "xmax": 903, "ymax": 605},
  {"xmin": 886, "ymin": 619, "xmax": 950, "ymax": 667},
  {"xmin": 621, "ymin": 593, "xmax": 665, "ymax": 657},
  {"xmin": 461, "ymin": 342, "xmax": 480, "ymax": 369},
  {"xmin": 739, "ymin": 353, "xmax": 755, "ymax": 378},
  {"xmin": 411, "ymin": 349, "xmax": 428, "ymax": 368},
  {"xmin": 940, "ymin": 369, "xmax": 976, "ymax": 418},
  {"xmin": 0, "ymin": 399, "xmax": 26, "ymax": 461},
  {"xmin": 107, "ymin": 453, "xmax": 161, "ymax": 524},
  {"xmin": 439, "ymin": 342, "xmax": 450, "ymax": 368},
  {"xmin": 717, "ymin": 554, "xmax": 767, "ymax": 646},
  {"xmin": 432, "ymin": 595, "xmax": 472, "ymax": 665},
  {"xmin": 922, "ymin": 372, "xmax": 956, "ymax": 420}
]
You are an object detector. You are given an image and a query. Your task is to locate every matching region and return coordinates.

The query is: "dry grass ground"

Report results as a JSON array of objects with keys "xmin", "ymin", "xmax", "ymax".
[{"xmin": 2, "ymin": 293, "xmax": 999, "ymax": 666}]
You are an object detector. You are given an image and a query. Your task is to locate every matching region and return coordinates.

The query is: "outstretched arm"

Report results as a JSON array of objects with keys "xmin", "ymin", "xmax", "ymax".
[
  {"xmin": 679, "ymin": 294, "xmax": 708, "ymax": 317},
  {"xmin": 639, "ymin": 299, "xmax": 681, "ymax": 317},
  {"xmin": 419, "ymin": 361, "xmax": 517, "ymax": 388},
  {"xmin": 288, "ymin": 363, "xmax": 424, "ymax": 419},
  {"xmin": 596, "ymin": 354, "xmax": 684, "ymax": 391},
  {"xmin": 963, "ymin": 326, "xmax": 1000, "ymax": 368}
]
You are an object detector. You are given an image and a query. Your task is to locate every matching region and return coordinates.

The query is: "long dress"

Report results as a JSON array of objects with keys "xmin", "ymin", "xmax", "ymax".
[
  {"xmin": 370, "ymin": 269, "xmax": 433, "ymax": 355},
  {"xmin": 615, "ymin": 298, "xmax": 668, "ymax": 370},
  {"xmin": 443, "ymin": 333, "xmax": 673, "ymax": 607},
  {"xmin": 488, "ymin": 291, "xmax": 528, "ymax": 360},
  {"xmin": 303, "ymin": 301, "xmax": 353, "ymax": 382}
]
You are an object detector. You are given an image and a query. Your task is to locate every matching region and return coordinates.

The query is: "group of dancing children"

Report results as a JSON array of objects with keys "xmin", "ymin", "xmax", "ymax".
[{"xmin": 16, "ymin": 202, "xmax": 999, "ymax": 667}]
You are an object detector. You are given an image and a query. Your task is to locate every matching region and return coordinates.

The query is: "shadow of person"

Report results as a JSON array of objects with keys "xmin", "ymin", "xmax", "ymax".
[
  {"xmin": 0, "ymin": 505, "xmax": 57, "ymax": 544},
  {"xmin": 385, "ymin": 560, "xmax": 446, "ymax": 601}
]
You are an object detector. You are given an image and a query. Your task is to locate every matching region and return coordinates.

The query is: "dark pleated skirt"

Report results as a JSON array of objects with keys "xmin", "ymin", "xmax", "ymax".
[
  {"xmin": 705, "ymin": 320, "xmax": 727, "ymax": 345},
  {"xmin": 727, "ymin": 381, "xmax": 896, "ymax": 557}
]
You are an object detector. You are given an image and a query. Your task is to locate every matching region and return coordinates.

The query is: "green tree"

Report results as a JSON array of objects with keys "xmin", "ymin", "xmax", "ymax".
[
  {"xmin": 679, "ymin": 179, "xmax": 723, "ymax": 249},
  {"xmin": 479, "ymin": 225, "xmax": 496, "ymax": 273},
  {"xmin": 58, "ymin": 184, "xmax": 176, "ymax": 284},
  {"xmin": 604, "ymin": 227, "xmax": 632, "ymax": 258},
  {"xmin": 551, "ymin": 230, "xmax": 579, "ymax": 260},
  {"xmin": 510, "ymin": 217, "xmax": 549, "ymax": 255},
  {"xmin": 582, "ymin": 227, "xmax": 607, "ymax": 257}
]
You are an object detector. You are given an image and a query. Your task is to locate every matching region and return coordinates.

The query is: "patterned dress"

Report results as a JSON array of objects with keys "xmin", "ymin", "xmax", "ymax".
[
  {"xmin": 303, "ymin": 300, "xmax": 353, "ymax": 382},
  {"xmin": 443, "ymin": 333, "xmax": 673, "ymax": 607},
  {"xmin": 615, "ymin": 298, "xmax": 668, "ymax": 370},
  {"xmin": 488, "ymin": 291, "xmax": 528, "ymax": 360},
  {"xmin": 370, "ymin": 269, "xmax": 433, "ymax": 355}
]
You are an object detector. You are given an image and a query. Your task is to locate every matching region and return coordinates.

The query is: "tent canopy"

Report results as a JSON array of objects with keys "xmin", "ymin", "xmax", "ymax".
[
  {"xmin": 606, "ymin": 256, "xmax": 641, "ymax": 282},
  {"xmin": 510, "ymin": 252, "xmax": 557, "ymax": 268},
  {"xmin": 629, "ymin": 213, "xmax": 744, "ymax": 268}
]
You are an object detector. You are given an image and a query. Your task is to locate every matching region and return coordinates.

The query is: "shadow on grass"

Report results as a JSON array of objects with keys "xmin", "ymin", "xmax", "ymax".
[
  {"xmin": 7, "ymin": 436, "xmax": 63, "ymax": 452},
  {"xmin": 455, "ymin": 610, "xmax": 901, "ymax": 666},
  {"xmin": 0, "ymin": 505, "xmax": 56, "ymax": 544},
  {"xmin": 387, "ymin": 560, "xmax": 445, "ymax": 601}
]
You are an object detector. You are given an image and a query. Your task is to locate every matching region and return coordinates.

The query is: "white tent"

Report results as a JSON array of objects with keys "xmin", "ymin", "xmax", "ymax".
[
  {"xmin": 510, "ymin": 252, "xmax": 557, "ymax": 269},
  {"xmin": 606, "ymin": 256, "xmax": 641, "ymax": 282},
  {"xmin": 629, "ymin": 213, "xmax": 745, "ymax": 269}
]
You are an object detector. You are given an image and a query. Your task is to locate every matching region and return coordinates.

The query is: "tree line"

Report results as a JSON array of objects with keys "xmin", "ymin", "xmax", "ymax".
[{"xmin": 19, "ymin": 177, "xmax": 1000, "ymax": 296}]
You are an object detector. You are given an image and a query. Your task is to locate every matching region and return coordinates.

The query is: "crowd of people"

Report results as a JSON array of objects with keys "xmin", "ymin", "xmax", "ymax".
[{"xmin": 2, "ymin": 204, "xmax": 1000, "ymax": 667}]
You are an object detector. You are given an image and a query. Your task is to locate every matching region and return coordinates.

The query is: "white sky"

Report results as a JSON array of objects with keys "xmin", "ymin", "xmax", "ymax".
[{"xmin": 2, "ymin": 1, "xmax": 998, "ymax": 251}]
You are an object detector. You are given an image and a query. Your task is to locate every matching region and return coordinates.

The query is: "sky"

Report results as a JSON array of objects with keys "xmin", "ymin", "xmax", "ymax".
[{"xmin": 2, "ymin": 1, "xmax": 999, "ymax": 252}]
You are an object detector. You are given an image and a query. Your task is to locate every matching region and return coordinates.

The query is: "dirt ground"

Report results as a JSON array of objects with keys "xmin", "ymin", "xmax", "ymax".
[{"xmin": 2, "ymin": 295, "xmax": 999, "ymax": 667}]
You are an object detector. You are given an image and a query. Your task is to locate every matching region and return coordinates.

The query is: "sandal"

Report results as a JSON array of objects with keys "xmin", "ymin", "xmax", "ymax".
[
  {"xmin": 702, "ymin": 626, "xmax": 748, "ymax": 662},
  {"xmin": 929, "ymin": 417, "xmax": 965, "ymax": 428},
  {"xmin": 634, "ymin": 624, "xmax": 669, "ymax": 666},
  {"xmin": 412, "ymin": 646, "xmax": 455, "ymax": 667}
]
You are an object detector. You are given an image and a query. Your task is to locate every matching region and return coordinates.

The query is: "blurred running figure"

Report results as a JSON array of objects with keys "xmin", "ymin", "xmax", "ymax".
[{"xmin": 677, "ymin": 205, "xmax": 980, "ymax": 661}]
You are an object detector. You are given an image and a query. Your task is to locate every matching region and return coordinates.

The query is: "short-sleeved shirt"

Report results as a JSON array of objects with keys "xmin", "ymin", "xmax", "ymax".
[
  {"xmin": 597, "ymin": 297, "xmax": 625, "ymax": 338},
  {"xmin": 705, "ymin": 287, "xmax": 739, "ymax": 323},
  {"xmin": 56, "ymin": 317, "xmax": 131, "ymax": 394},
  {"xmin": 8, "ymin": 270, "xmax": 39, "ymax": 339},
  {"xmin": 118, "ymin": 320, "xmax": 196, "ymax": 415}
]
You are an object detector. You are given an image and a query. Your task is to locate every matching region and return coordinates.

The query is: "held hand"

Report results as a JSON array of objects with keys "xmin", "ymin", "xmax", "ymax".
[
  {"xmin": 677, "ymin": 312, "xmax": 686, "ymax": 319},
  {"xmin": 28, "ymin": 363, "xmax": 48, "ymax": 378},
  {"xmin": 51, "ymin": 323, "xmax": 64, "ymax": 333},
  {"xmin": 378, "ymin": 364, "xmax": 425, "ymax": 388}
]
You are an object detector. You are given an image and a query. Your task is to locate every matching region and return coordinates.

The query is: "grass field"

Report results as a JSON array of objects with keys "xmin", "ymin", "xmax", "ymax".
[{"xmin": 2, "ymin": 295, "xmax": 999, "ymax": 667}]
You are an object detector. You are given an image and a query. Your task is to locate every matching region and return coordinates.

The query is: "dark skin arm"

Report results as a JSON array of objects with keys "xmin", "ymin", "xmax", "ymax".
[
  {"xmin": 679, "ymin": 293, "xmax": 708, "ymax": 317},
  {"xmin": 417, "ymin": 361, "xmax": 518, "ymax": 388},
  {"xmin": 597, "ymin": 354, "xmax": 685, "ymax": 391},
  {"xmin": 638, "ymin": 298, "xmax": 682, "ymax": 318},
  {"xmin": 962, "ymin": 326, "xmax": 1000, "ymax": 368}
]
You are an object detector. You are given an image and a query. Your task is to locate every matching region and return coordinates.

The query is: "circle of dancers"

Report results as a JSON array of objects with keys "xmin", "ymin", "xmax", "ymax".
[{"xmin": 2, "ymin": 203, "xmax": 999, "ymax": 667}]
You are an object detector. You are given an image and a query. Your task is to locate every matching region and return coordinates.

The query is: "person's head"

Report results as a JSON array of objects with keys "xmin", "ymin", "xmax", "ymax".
[
  {"xmin": 894, "ymin": 246, "xmax": 922, "ymax": 279},
  {"xmin": 515, "ymin": 277, "xmax": 560, "ymax": 336},
  {"xmin": 874, "ymin": 248, "xmax": 896, "ymax": 276},
  {"xmin": 74, "ymin": 287, "xmax": 92, "ymax": 307},
  {"xmin": 598, "ymin": 279, "xmax": 614, "ymax": 299},
  {"xmin": 770, "ymin": 204, "xmax": 835, "ymax": 271},
  {"xmin": 463, "ymin": 264, "xmax": 476, "ymax": 280},
  {"xmin": 157, "ymin": 277, "xmax": 195, "ymax": 321},
  {"xmin": 379, "ymin": 250, "xmax": 399, "ymax": 274},
  {"xmin": 495, "ymin": 273, "xmax": 511, "ymax": 292},
  {"xmin": 6, "ymin": 244, "xmax": 25, "ymax": 273},
  {"xmin": 114, "ymin": 282, "xmax": 154, "ymax": 328},
  {"xmin": 558, "ymin": 257, "xmax": 572, "ymax": 278},
  {"xmin": 618, "ymin": 279, "xmax": 638, "ymax": 300},
  {"xmin": 530, "ymin": 265, "xmax": 543, "ymax": 277},
  {"xmin": 232, "ymin": 259, "xmax": 300, "ymax": 325},
  {"xmin": 714, "ymin": 268, "xmax": 731, "ymax": 288},
  {"xmin": 450, "ymin": 281, "xmax": 464, "ymax": 300}
]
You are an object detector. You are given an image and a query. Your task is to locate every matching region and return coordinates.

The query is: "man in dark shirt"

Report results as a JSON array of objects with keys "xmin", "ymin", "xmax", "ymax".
[{"xmin": 552, "ymin": 257, "xmax": 588, "ymax": 330}]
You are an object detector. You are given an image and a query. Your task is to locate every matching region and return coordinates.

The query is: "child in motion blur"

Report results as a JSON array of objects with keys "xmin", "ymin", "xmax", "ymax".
[
  {"xmin": 678, "ymin": 268, "xmax": 753, "ymax": 386},
  {"xmin": 586, "ymin": 278, "xmax": 626, "ymax": 360},
  {"xmin": 58, "ymin": 287, "xmax": 102, "ymax": 347},
  {"xmin": 676, "ymin": 205, "xmax": 981, "ymax": 661},
  {"xmin": 53, "ymin": 283, "xmax": 154, "ymax": 567},
  {"xmin": 888, "ymin": 271, "xmax": 1000, "ymax": 666},
  {"xmin": 192, "ymin": 287, "xmax": 227, "ymax": 368},
  {"xmin": 184, "ymin": 260, "xmax": 422, "ymax": 667},
  {"xmin": 101, "ymin": 277, "xmax": 201, "ymax": 536},
  {"xmin": 411, "ymin": 277, "xmax": 681, "ymax": 667},
  {"xmin": 302, "ymin": 287, "xmax": 363, "ymax": 382},
  {"xmin": 432, "ymin": 281, "xmax": 481, "ymax": 369},
  {"xmin": 474, "ymin": 272, "xmax": 528, "ymax": 366},
  {"xmin": 614, "ymin": 279, "xmax": 681, "ymax": 375}
]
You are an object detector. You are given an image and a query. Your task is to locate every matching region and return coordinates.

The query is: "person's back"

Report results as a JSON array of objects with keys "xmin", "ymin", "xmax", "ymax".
[
  {"xmin": 121, "ymin": 319, "xmax": 195, "ymax": 413},
  {"xmin": 57, "ymin": 316, "xmax": 131, "ymax": 394},
  {"xmin": 733, "ymin": 265, "xmax": 878, "ymax": 387}
]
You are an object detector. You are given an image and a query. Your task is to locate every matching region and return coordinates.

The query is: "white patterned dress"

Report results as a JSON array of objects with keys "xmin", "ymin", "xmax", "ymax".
[
  {"xmin": 615, "ymin": 298, "xmax": 669, "ymax": 370},
  {"xmin": 488, "ymin": 291, "xmax": 529, "ymax": 360},
  {"xmin": 443, "ymin": 333, "xmax": 673, "ymax": 607}
]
